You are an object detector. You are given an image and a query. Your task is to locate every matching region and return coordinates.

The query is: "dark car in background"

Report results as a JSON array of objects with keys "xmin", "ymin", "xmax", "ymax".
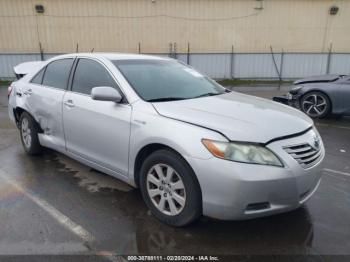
[{"xmin": 274, "ymin": 75, "xmax": 350, "ymax": 118}]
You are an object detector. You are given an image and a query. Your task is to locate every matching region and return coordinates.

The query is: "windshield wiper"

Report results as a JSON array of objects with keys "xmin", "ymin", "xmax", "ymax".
[
  {"xmin": 193, "ymin": 92, "xmax": 222, "ymax": 98},
  {"xmin": 148, "ymin": 97, "xmax": 187, "ymax": 102},
  {"xmin": 148, "ymin": 92, "xmax": 224, "ymax": 102}
]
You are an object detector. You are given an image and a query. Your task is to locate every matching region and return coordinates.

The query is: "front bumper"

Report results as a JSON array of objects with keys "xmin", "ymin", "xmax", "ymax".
[
  {"xmin": 273, "ymin": 93, "xmax": 301, "ymax": 109},
  {"xmin": 8, "ymin": 103, "xmax": 16, "ymax": 124},
  {"xmin": 186, "ymin": 129, "xmax": 324, "ymax": 220}
]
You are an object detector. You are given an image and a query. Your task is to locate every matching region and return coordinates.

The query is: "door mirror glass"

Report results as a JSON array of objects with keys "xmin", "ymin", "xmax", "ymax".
[{"xmin": 91, "ymin": 86, "xmax": 122, "ymax": 103}]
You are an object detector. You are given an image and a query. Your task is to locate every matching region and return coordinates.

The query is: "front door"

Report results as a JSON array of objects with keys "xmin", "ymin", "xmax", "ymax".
[{"xmin": 63, "ymin": 58, "xmax": 131, "ymax": 176}]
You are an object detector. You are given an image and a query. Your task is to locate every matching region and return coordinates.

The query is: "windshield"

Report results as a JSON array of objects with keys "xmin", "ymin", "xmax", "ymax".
[{"xmin": 112, "ymin": 59, "xmax": 226, "ymax": 102}]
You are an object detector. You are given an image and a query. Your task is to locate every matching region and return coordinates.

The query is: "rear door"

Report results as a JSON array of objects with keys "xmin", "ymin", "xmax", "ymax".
[
  {"xmin": 24, "ymin": 58, "xmax": 74, "ymax": 151},
  {"xmin": 62, "ymin": 58, "xmax": 131, "ymax": 177}
]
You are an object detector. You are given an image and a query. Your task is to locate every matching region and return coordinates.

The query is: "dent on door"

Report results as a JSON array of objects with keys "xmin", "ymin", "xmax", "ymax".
[{"xmin": 25, "ymin": 86, "xmax": 67, "ymax": 149}]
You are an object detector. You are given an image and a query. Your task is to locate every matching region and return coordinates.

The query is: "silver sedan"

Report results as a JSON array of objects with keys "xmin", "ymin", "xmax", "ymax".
[{"xmin": 8, "ymin": 53, "xmax": 324, "ymax": 226}]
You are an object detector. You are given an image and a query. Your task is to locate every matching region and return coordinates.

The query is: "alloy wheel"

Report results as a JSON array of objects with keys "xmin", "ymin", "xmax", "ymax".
[
  {"xmin": 301, "ymin": 94, "xmax": 328, "ymax": 118},
  {"xmin": 21, "ymin": 117, "xmax": 32, "ymax": 148},
  {"xmin": 146, "ymin": 163, "xmax": 186, "ymax": 216}
]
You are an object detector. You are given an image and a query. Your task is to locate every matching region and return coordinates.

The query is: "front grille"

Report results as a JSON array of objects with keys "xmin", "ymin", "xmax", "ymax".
[{"xmin": 283, "ymin": 143, "xmax": 322, "ymax": 169}]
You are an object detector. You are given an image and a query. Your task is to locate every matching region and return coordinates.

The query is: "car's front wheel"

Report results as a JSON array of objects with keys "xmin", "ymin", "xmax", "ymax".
[
  {"xmin": 139, "ymin": 149, "xmax": 202, "ymax": 227},
  {"xmin": 300, "ymin": 91, "xmax": 331, "ymax": 118},
  {"xmin": 19, "ymin": 112, "xmax": 43, "ymax": 155}
]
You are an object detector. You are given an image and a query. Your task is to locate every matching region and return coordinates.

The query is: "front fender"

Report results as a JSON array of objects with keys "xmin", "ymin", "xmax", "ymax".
[{"xmin": 127, "ymin": 101, "xmax": 227, "ymax": 183}]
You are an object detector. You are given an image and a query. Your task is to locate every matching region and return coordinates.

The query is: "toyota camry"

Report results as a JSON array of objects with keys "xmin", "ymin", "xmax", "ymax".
[{"xmin": 8, "ymin": 53, "xmax": 325, "ymax": 226}]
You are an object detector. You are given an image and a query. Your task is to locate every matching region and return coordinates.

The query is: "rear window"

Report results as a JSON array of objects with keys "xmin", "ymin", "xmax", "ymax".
[
  {"xmin": 42, "ymin": 59, "xmax": 74, "ymax": 90},
  {"xmin": 30, "ymin": 68, "xmax": 45, "ymax": 85}
]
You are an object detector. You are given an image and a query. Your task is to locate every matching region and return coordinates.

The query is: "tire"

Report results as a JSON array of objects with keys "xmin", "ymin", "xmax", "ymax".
[
  {"xmin": 139, "ymin": 149, "xmax": 202, "ymax": 227},
  {"xmin": 300, "ymin": 91, "xmax": 331, "ymax": 119},
  {"xmin": 19, "ymin": 112, "xmax": 43, "ymax": 155}
]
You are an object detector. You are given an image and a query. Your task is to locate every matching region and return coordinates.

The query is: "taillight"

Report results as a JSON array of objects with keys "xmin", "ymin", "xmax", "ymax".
[{"xmin": 7, "ymin": 85, "xmax": 13, "ymax": 98}]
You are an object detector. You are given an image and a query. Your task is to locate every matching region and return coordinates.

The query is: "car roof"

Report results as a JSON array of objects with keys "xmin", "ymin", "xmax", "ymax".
[{"xmin": 51, "ymin": 52, "xmax": 171, "ymax": 61}]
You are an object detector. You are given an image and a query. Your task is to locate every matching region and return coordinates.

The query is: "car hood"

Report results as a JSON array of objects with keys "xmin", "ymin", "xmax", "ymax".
[
  {"xmin": 294, "ymin": 74, "xmax": 341, "ymax": 85},
  {"xmin": 153, "ymin": 92, "xmax": 313, "ymax": 144}
]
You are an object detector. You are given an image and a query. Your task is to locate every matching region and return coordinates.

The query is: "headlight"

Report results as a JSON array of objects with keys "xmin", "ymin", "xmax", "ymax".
[
  {"xmin": 202, "ymin": 139, "xmax": 283, "ymax": 167},
  {"xmin": 290, "ymin": 85, "xmax": 303, "ymax": 95}
]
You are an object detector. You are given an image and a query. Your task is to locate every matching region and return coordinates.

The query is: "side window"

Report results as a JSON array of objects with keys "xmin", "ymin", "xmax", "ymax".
[
  {"xmin": 31, "ymin": 67, "xmax": 45, "ymax": 85},
  {"xmin": 72, "ymin": 59, "xmax": 117, "ymax": 95},
  {"xmin": 42, "ymin": 59, "xmax": 74, "ymax": 90}
]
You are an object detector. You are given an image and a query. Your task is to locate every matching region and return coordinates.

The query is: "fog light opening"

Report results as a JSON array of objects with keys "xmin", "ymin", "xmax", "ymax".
[{"xmin": 246, "ymin": 202, "xmax": 270, "ymax": 211}]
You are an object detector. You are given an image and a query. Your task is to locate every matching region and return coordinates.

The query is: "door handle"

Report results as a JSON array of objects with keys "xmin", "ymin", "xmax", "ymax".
[
  {"xmin": 24, "ymin": 89, "xmax": 32, "ymax": 96},
  {"xmin": 64, "ymin": 99, "xmax": 75, "ymax": 108}
]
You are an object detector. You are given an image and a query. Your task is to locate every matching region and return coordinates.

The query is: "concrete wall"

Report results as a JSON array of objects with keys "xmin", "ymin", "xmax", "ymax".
[{"xmin": 0, "ymin": 0, "xmax": 349, "ymax": 54}]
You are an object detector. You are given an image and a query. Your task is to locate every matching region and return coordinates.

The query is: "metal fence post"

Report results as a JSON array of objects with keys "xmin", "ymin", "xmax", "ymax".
[
  {"xmin": 138, "ymin": 42, "xmax": 141, "ymax": 54},
  {"xmin": 76, "ymin": 43, "xmax": 79, "ymax": 53},
  {"xmin": 187, "ymin": 42, "xmax": 190, "ymax": 65},
  {"xmin": 39, "ymin": 42, "xmax": 44, "ymax": 61},
  {"xmin": 326, "ymin": 43, "xmax": 333, "ymax": 74},
  {"xmin": 230, "ymin": 45, "xmax": 235, "ymax": 79},
  {"xmin": 280, "ymin": 49, "xmax": 284, "ymax": 83},
  {"xmin": 270, "ymin": 46, "xmax": 281, "ymax": 81},
  {"xmin": 169, "ymin": 43, "xmax": 173, "ymax": 58},
  {"xmin": 174, "ymin": 42, "xmax": 177, "ymax": 59}
]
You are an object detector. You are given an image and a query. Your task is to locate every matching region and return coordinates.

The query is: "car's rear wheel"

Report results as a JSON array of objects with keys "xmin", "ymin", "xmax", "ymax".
[
  {"xmin": 139, "ymin": 149, "xmax": 202, "ymax": 227},
  {"xmin": 19, "ymin": 112, "xmax": 43, "ymax": 155},
  {"xmin": 300, "ymin": 91, "xmax": 331, "ymax": 118}
]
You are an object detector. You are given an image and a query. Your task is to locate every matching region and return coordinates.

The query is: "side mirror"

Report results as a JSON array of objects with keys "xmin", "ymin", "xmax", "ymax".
[{"xmin": 91, "ymin": 86, "xmax": 122, "ymax": 103}]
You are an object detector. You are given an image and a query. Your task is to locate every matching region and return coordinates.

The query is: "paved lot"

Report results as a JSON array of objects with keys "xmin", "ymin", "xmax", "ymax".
[{"xmin": 0, "ymin": 85, "xmax": 350, "ymax": 259}]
